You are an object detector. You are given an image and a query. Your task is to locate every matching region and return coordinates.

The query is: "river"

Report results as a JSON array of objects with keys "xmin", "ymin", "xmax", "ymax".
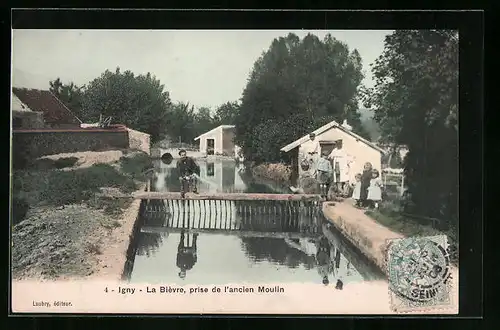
[{"xmin": 123, "ymin": 159, "xmax": 383, "ymax": 287}]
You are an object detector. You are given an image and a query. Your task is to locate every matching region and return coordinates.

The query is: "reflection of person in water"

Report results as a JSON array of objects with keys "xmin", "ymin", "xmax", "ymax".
[
  {"xmin": 284, "ymin": 234, "xmax": 344, "ymax": 288},
  {"xmin": 315, "ymin": 235, "xmax": 343, "ymax": 287},
  {"xmin": 176, "ymin": 230, "xmax": 198, "ymax": 279},
  {"xmin": 284, "ymin": 237, "xmax": 317, "ymax": 269}
]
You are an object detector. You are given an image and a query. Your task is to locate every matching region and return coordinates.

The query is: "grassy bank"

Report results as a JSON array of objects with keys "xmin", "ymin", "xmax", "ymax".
[
  {"xmin": 12, "ymin": 151, "xmax": 153, "ymax": 222},
  {"xmin": 364, "ymin": 202, "xmax": 458, "ymax": 265},
  {"xmin": 11, "ymin": 150, "xmax": 153, "ymax": 280}
]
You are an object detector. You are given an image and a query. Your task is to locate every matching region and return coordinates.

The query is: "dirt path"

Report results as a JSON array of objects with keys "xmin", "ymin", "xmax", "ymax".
[
  {"xmin": 39, "ymin": 150, "xmax": 124, "ymax": 169},
  {"xmin": 12, "ymin": 204, "xmax": 112, "ymax": 280},
  {"xmin": 88, "ymin": 184, "xmax": 145, "ymax": 281}
]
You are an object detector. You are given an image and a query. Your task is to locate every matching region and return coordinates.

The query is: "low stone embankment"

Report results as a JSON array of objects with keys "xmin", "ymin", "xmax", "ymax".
[
  {"xmin": 322, "ymin": 200, "xmax": 459, "ymax": 289},
  {"xmin": 322, "ymin": 201, "xmax": 403, "ymax": 274}
]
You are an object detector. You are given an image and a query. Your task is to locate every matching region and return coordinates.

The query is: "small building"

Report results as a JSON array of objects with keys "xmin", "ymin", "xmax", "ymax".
[
  {"xmin": 280, "ymin": 120, "xmax": 386, "ymax": 184},
  {"xmin": 12, "ymin": 87, "xmax": 82, "ymax": 129},
  {"xmin": 11, "ymin": 91, "xmax": 45, "ymax": 129},
  {"xmin": 194, "ymin": 125, "xmax": 237, "ymax": 156}
]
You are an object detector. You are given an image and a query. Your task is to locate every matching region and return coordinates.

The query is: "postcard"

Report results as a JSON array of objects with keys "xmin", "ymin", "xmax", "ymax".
[{"xmin": 11, "ymin": 27, "xmax": 459, "ymax": 315}]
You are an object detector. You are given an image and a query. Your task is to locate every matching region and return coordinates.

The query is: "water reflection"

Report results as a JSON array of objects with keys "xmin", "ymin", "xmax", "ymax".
[
  {"xmin": 177, "ymin": 231, "xmax": 198, "ymax": 279},
  {"xmin": 151, "ymin": 159, "xmax": 247, "ymax": 194},
  {"xmin": 127, "ymin": 160, "xmax": 383, "ymax": 286}
]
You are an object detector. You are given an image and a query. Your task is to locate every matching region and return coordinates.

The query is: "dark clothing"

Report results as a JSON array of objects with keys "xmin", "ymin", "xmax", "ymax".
[
  {"xmin": 176, "ymin": 157, "xmax": 200, "ymax": 177},
  {"xmin": 316, "ymin": 236, "xmax": 331, "ymax": 264},
  {"xmin": 176, "ymin": 233, "xmax": 198, "ymax": 271},
  {"xmin": 359, "ymin": 169, "xmax": 372, "ymax": 206}
]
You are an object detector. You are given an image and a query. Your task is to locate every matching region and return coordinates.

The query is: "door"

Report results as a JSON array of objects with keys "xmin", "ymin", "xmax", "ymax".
[
  {"xmin": 319, "ymin": 142, "xmax": 336, "ymax": 156},
  {"xmin": 207, "ymin": 139, "xmax": 215, "ymax": 155}
]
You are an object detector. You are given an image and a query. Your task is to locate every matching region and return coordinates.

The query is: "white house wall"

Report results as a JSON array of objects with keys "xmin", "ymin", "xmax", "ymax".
[
  {"xmin": 298, "ymin": 127, "xmax": 382, "ymax": 183},
  {"xmin": 198, "ymin": 127, "xmax": 224, "ymax": 155}
]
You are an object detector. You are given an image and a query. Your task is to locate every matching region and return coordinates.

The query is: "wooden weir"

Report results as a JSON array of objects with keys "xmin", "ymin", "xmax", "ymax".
[
  {"xmin": 128, "ymin": 191, "xmax": 323, "ymax": 201},
  {"xmin": 139, "ymin": 196, "xmax": 323, "ymax": 235}
]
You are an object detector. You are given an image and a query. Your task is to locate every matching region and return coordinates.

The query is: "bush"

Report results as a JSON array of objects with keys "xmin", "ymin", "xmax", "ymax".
[
  {"xmin": 251, "ymin": 163, "xmax": 292, "ymax": 182},
  {"xmin": 12, "ymin": 163, "xmax": 137, "ymax": 208},
  {"xmin": 30, "ymin": 157, "xmax": 79, "ymax": 170},
  {"xmin": 119, "ymin": 152, "xmax": 153, "ymax": 179},
  {"xmin": 53, "ymin": 157, "xmax": 79, "ymax": 169}
]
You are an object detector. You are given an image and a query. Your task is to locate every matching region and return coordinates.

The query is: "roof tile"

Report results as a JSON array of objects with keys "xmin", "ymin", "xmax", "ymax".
[{"xmin": 12, "ymin": 88, "xmax": 81, "ymax": 125}]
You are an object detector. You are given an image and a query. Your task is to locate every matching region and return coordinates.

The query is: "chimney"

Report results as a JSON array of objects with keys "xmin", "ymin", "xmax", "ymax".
[{"xmin": 342, "ymin": 119, "xmax": 352, "ymax": 131}]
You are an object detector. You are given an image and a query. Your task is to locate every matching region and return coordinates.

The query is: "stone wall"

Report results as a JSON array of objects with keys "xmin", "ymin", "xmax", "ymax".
[
  {"xmin": 13, "ymin": 129, "xmax": 129, "ymax": 167},
  {"xmin": 127, "ymin": 128, "xmax": 150, "ymax": 155},
  {"xmin": 12, "ymin": 110, "xmax": 45, "ymax": 129}
]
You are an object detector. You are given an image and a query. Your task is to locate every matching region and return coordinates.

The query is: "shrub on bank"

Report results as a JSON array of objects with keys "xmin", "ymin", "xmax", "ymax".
[
  {"xmin": 251, "ymin": 163, "xmax": 292, "ymax": 183},
  {"xmin": 119, "ymin": 152, "xmax": 154, "ymax": 179},
  {"xmin": 28, "ymin": 157, "xmax": 80, "ymax": 170},
  {"xmin": 13, "ymin": 163, "xmax": 138, "ymax": 208}
]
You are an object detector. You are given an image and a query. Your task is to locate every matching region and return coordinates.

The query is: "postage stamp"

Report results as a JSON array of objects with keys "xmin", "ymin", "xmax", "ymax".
[{"xmin": 386, "ymin": 235, "xmax": 453, "ymax": 313}]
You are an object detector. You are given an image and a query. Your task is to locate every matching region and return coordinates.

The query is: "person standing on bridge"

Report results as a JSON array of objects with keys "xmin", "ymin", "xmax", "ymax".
[
  {"xmin": 176, "ymin": 149, "xmax": 200, "ymax": 197},
  {"xmin": 177, "ymin": 230, "xmax": 199, "ymax": 280}
]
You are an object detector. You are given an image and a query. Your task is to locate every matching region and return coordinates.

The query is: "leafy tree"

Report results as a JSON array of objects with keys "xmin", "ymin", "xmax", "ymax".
[
  {"xmin": 363, "ymin": 30, "xmax": 458, "ymax": 227},
  {"xmin": 80, "ymin": 67, "xmax": 173, "ymax": 142},
  {"xmin": 234, "ymin": 33, "xmax": 369, "ymax": 162},
  {"xmin": 213, "ymin": 101, "xmax": 240, "ymax": 125},
  {"xmin": 165, "ymin": 102, "xmax": 197, "ymax": 144},
  {"xmin": 193, "ymin": 106, "xmax": 217, "ymax": 137},
  {"xmin": 49, "ymin": 78, "xmax": 85, "ymax": 120}
]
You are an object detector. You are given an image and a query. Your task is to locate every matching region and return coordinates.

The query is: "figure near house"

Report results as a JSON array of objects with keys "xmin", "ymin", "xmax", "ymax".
[{"xmin": 351, "ymin": 162, "xmax": 383, "ymax": 209}]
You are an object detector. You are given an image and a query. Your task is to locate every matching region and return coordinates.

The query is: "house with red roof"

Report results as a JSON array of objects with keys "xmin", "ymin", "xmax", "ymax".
[{"xmin": 12, "ymin": 87, "xmax": 82, "ymax": 129}]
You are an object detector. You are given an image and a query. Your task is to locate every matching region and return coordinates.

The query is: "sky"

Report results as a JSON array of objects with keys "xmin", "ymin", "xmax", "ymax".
[{"xmin": 12, "ymin": 29, "xmax": 392, "ymax": 109}]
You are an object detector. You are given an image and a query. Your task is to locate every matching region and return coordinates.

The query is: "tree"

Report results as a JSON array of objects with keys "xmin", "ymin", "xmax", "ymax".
[
  {"xmin": 165, "ymin": 102, "xmax": 197, "ymax": 143},
  {"xmin": 363, "ymin": 30, "xmax": 458, "ymax": 227},
  {"xmin": 234, "ymin": 33, "xmax": 369, "ymax": 162},
  {"xmin": 80, "ymin": 67, "xmax": 173, "ymax": 142},
  {"xmin": 213, "ymin": 101, "xmax": 240, "ymax": 125},
  {"xmin": 193, "ymin": 106, "xmax": 217, "ymax": 138},
  {"xmin": 49, "ymin": 78, "xmax": 85, "ymax": 120}
]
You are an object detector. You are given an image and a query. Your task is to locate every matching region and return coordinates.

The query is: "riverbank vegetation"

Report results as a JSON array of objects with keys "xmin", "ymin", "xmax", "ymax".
[
  {"xmin": 365, "ymin": 201, "xmax": 458, "ymax": 265},
  {"xmin": 362, "ymin": 30, "xmax": 458, "ymax": 235},
  {"xmin": 233, "ymin": 33, "xmax": 369, "ymax": 163},
  {"xmin": 12, "ymin": 152, "xmax": 150, "ymax": 221},
  {"xmin": 237, "ymin": 31, "xmax": 459, "ymax": 258},
  {"xmin": 11, "ymin": 150, "xmax": 151, "ymax": 280},
  {"xmin": 251, "ymin": 163, "xmax": 292, "ymax": 184},
  {"xmin": 50, "ymin": 73, "xmax": 241, "ymax": 144}
]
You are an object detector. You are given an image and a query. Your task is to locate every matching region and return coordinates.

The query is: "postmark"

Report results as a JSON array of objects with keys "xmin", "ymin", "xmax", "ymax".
[{"xmin": 386, "ymin": 235, "xmax": 453, "ymax": 312}]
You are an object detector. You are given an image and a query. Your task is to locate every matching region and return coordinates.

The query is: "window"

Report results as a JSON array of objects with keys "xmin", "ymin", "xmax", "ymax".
[
  {"xmin": 207, "ymin": 163, "xmax": 215, "ymax": 177},
  {"xmin": 319, "ymin": 141, "xmax": 336, "ymax": 156}
]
